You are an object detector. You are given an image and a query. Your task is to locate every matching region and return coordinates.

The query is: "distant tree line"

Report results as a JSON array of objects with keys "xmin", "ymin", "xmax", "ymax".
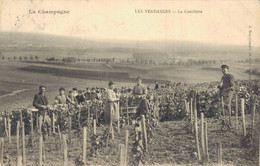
[
  {"xmin": 1, "ymin": 54, "xmax": 260, "ymax": 67},
  {"xmin": 0, "ymin": 55, "xmax": 40, "ymax": 61}
]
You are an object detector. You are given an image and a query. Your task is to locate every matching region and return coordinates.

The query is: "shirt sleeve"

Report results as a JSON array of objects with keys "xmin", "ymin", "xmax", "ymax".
[
  {"xmin": 143, "ymin": 86, "xmax": 147, "ymax": 94},
  {"xmin": 33, "ymin": 95, "xmax": 41, "ymax": 109},
  {"xmin": 55, "ymin": 96, "xmax": 59, "ymax": 101},
  {"xmin": 230, "ymin": 74, "xmax": 235, "ymax": 87},
  {"xmin": 133, "ymin": 86, "xmax": 136, "ymax": 96},
  {"xmin": 45, "ymin": 95, "xmax": 49, "ymax": 105}
]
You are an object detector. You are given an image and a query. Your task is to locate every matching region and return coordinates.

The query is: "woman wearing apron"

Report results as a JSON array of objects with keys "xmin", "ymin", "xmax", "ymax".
[{"xmin": 104, "ymin": 81, "xmax": 120, "ymax": 126}]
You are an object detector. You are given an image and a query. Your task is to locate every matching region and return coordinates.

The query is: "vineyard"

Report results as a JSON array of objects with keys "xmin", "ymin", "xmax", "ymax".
[{"xmin": 0, "ymin": 79, "xmax": 259, "ymax": 166}]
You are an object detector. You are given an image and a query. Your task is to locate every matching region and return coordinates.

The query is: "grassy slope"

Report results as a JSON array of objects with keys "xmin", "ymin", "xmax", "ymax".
[{"xmin": 0, "ymin": 61, "xmax": 259, "ymax": 111}]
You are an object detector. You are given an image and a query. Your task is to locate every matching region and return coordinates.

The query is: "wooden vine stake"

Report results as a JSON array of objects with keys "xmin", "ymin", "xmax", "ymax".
[
  {"xmin": 184, "ymin": 100, "xmax": 188, "ymax": 114},
  {"xmin": 83, "ymin": 127, "xmax": 87, "ymax": 165},
  {"xmin": 20, "ymin": 110, "xmax": 23, "ymax": 123},
  {"xmin": 93, "ymin": 119, "xmax": 96, "ymax": 135},
  {"xmin": 62, "ymin": 134, "xmax": 68, "ymax": 166},
  {"xmin": 126, "ymin": 97, "xmax": 129, "ymax": 125},
  {"xmin": 111, "ymin": 124, "xmax": 114, "ymax": 140},
  {"xmin": 42, "ymin": 139, "xmax": 46, "ymax": 161},
  {"xmin": 4, "ymin": 118, "xmax": 8, "ymax": 138},
  {"xmin": 87, "ymin": 105, "xmax": 90, "ymax": 125},
  {"xmin": 16, "ymin": 155, "xmax": 22, "ymax": 166},
  {"xmin": 16, "ymin": 121, "xmax": 20, "ymax": 155},
  {"xmin": 204, "ymin": 121, "xmax": 209, "ymax": 163},
  {"xmin": 217, "ymin": 139, "xmax": 222, "ymax": 165},
  {"xmin": 30, "ymin": 113, "xmax": 33, "ymax": 147},
  {"xmin": 78, "ymin": 108, "xmax": 81, "ymax": 132},
  {"xmin": 39, "ymin": 116, "xmax": 43, "ymax": 136},
  {"xmin": 251, "ymin": 96, "xmax": 256, "ymax": 137},
  {"xmin": 194, "ymin": 100, "xmax": 201, "ymax": 162},
  {"xmin": 22, "ymin": 122, "xmax": 26, "ymax": 165},
  {"xmin": 228, "ymin": 99, "xmax": 232, "ymax": 127},
  {"xmin": 235, "ymin": 94, "xmax": 238, "ymax": 132},
  {"xmin": 53, "ymin": 112, "xmax": 55, "ymax": 134},
  {"xmin": 190, "ymin": 98, "xmax": 193, "ymax": 123},
  {"xmin": 120, "ymin": 105, "xmax": 123, "ymax": 117},
  {"xmin": 119, "ymin": 144, "xmax": 126, "ymax": 166},
  {"xmin": 221, "ymin": 96, "xmax": 225, "ymax": 116},
  {"xmin": 0, "ymin": 138, "xmax": 4, "ymax": 166},
  {"xmin": 141, "ymin": 115, "xmax": 148, "ymax": 152},
  {"xmin": 241, "ymin": 98, "xmax": 246, "ymax": 136},
  {"xmin": 39, "ymin": 136, "xmax": 43, "ymax": 166},
  {"xmin": 117, "ymin": 120, "xmax": 120, "ymax": 134},
  {"xmin": 201, "ymin": 113, "xmax": 205, "ymax": 161},
  {"xmin": 36, "ymin": 115, "xmax": 39, "ymax": 133},
  {"xmin": 186, "ymin": 101, "xmax": 190, "ymax": 115},
  {"xmin": 68, "ymin": 116, "xmax": 72, "ymax": 144},
  {"xmin": 8, "ymin": 117, "xmax": 11, "ymax": 143},
  {"xmin": 117, "ymin": 105, "xmax": 121, "ymax": 133},
  {"xmin": 58, "ymin": 125, "xmax": 62, "ymax": 150},
  {"xmin": 125, "ymin": 130, "xmax": 129, "ymax": 166}
]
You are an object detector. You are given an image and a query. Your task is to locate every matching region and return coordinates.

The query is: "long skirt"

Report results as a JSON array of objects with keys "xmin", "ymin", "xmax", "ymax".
[{"xmin": 104, "ymin": 102, "xmax": 119, "ymax": 125}]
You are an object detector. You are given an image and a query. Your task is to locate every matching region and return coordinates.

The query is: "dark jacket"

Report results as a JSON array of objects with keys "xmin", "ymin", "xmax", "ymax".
[
  {"xmin": 76, "ymin": 95, "xmax": 85, "ymax": 104},
  {"xmin": 90, "ymin": 93, "xmax": 98, "ymax": 101},
  {"xmin": 33, "ymin": 93, "xmax": 48, "ymax": 110},
  {"xmin": 222, "ymin": 74, "xmax": 235, "ymax": 91}
]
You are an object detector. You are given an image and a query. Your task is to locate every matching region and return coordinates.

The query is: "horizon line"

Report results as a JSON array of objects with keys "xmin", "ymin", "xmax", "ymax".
[{"xmin": 1, "ymin": 31, "xmax": 260, "ymax": 48}]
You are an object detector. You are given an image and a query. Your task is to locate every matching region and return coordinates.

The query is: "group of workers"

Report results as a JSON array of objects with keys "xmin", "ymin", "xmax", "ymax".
[{"xmin": 32, "ymin": 64, "xmax": 235, "ymax": 127}]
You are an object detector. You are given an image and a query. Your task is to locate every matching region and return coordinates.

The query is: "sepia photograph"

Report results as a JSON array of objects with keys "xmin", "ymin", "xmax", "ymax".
[{"xmin": 0, "ymin": 0, "xmax": 260, "ymax": 165}]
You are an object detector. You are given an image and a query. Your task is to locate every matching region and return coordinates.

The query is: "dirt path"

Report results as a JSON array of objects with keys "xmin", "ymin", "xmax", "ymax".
[{"xmin": 0, "ymin": 89, "xmax": 30, "ymax": 99}]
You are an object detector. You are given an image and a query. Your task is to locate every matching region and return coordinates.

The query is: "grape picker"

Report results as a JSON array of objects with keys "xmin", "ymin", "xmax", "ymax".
[
  {"xmin": 218, "ymin": 65, "xmax": 235, "ymax": 116},
  {"xmin": 133, "ymin": 76, "xmax": 150, "ymax": 117}
]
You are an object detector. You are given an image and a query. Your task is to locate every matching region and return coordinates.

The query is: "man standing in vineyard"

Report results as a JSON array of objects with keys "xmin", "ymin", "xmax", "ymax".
[
  {"xmin": 218, "ymin": 65, "xmax": 235, "ymax": 124},
  {"xmin": 33, "ymin": 86, "xmax": 50, "ymax": 116}
]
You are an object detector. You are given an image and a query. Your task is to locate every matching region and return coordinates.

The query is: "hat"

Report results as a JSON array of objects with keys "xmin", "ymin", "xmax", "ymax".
[
  {"xmin": 221, "ymin": 65, "xmax": 229, "ymax": 69},
  {"xmin": 136, "ymin": 76, "xmax": 142, "ymax": 80},
  {"xmin": 59, "ymin": 87, "xmax": 65, "ymax": 91},
  {"xmin": 39, "ymin": 85, "xmax": 46, "ymax": 89},
  {"xmin": 108, "ymin": 80, "xmax": 115, "ymax": 86},
  {"xmin": 72, "ymin": 87, "xmax": 78, "ymax": 91},
  {"xmin": 78, "ymin": 90, "xmax": 82, "ymax": 93}
]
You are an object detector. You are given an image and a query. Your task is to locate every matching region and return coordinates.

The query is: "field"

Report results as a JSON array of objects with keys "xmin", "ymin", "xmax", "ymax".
[
  {"xmin": 0, "ymin": 61, "xmax": 259, "ymax": 111},
  {"xmin": 2, "ymin": 115, "xmax": 259, "ymax": 166}
]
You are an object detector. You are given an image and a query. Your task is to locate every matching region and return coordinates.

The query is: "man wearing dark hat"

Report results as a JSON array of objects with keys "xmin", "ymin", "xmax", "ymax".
[
  {"xmin": 33, "ymin": 86, "xmax": 51, "ymax": 138},
  {"xmin": 218, "ymin": 65, "xmax": 235, "ymax": 119}
]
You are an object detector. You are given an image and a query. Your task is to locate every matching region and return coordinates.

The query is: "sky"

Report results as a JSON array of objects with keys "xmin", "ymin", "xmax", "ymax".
[{"xmin": 0, "ymin": 0, "xmax": 260, "ymax": 47}]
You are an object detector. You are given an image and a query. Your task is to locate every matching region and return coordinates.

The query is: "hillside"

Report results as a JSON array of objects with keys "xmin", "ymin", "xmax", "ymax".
[{"xmin": 1, "ymin": 32, "xmax": 259, "ymax": 60}]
